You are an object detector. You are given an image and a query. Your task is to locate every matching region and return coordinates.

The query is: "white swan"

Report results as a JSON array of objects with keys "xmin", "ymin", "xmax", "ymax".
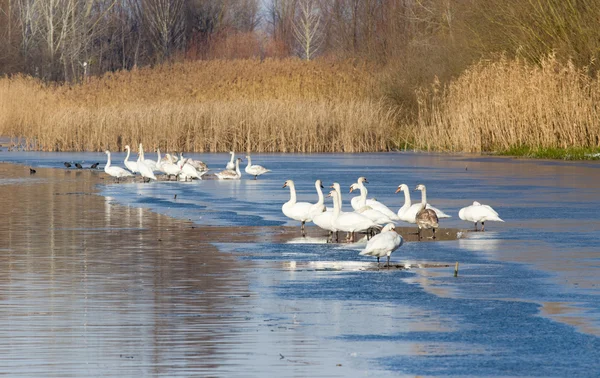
[
  {"xmin": 216, "ymin": 157, "xmax": 242, "ymax": 179},
  {"xmin": 226, "ymin": 151, "xmax": 235, "ymax": 170},
  {"xmin": 186, "ymin": 156, "xmax": 208, "ymax": 173},
  {"xmin": 139, "ymin": 143, "xmax": 158, "ymax": 171},
  {"xmin": 459, "ymin": 201, "xmax": 504, "ymax": 231},
  {"xmin": 178, "ymin": 153, "xmax": 205, "ymax": 181},
  {"xmin": 359, "ymin": 223, "xmax": 403, "ymax": 267},
  {"xmin": 245, "ymin": 155, "xmax": 271, "ymax": 180},
  {"xmin": 156, "ymin": 148, "xmax": 166, "ymax": 173},
  {"xmin": 310, "ymin": 180, "xmax": 336, "ymax": 236},
  {"xmin": 104, "ymin": 150, "xmax": 133, "ymax": 181},
  {"xmin": 350, "ymin": 177, "xmax": 400, "ymax": 221},
  {"xmin": 137, "ymin": 143, "xmax": 157, "ymax": 182},
  {"xmin": 414, "ymin": 184, "xmax": 439, "ymax": 239},
  {"xmin": 282, "ymin": 179, "xmax": 314, "ymax": 235},
  {"xmin": 124, "ymin": 145, "xmax": 139, "ymax": 173},
  {"xmin": 162, "ymin": 157, "xmax": 186, "ymax": 180},
  {"xmin": 330, "ymin": 183, "xmax": 380, "ymax": 242},
  {"xmin": 349, "ymin": 183, "xmax": 395, "ymax": 225},
  {"xmin": 396, "ymin": 183, "xmax": 451, "ymax": 223}
]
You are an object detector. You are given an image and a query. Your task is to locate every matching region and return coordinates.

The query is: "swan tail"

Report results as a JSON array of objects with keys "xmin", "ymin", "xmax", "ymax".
[{"xmin": 489, "ymin": 216, "xmax": 504, "ymax": 222}]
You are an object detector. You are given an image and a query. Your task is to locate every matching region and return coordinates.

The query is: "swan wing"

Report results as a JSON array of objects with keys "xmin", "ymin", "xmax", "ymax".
[{"xmin": 366, "ymin": 199, "xmax": 400, "ymax": 220}]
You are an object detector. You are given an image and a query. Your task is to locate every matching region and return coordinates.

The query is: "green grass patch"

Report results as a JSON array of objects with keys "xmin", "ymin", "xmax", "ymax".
[{"xmin": 497, "ymin": 146, "xmax": 600, "ymax": 160}]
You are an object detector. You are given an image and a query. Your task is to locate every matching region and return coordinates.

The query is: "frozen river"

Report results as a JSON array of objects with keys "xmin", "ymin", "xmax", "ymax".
[{"xmin": 0, "ymin": 150, "xmax": 599, "ymax": 376}]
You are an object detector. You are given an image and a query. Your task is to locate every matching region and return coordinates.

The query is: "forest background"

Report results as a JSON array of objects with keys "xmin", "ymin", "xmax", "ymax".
[{"xmin": 0, "ymin": 0, "xmax": 599, "ymax": 158}]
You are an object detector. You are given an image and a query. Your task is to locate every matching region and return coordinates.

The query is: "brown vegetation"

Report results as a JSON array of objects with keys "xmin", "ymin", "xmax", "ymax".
[
  {"xmin": 0, "ymin": 59, "xmax": 398, "ymax": 152},
  {"xmin": 411, "ymin": 56, "xmax": 600, "ymax": 152}
]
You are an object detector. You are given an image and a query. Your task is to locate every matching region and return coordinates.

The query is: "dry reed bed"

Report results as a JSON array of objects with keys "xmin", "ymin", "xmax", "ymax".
[
  {"xmin": 0, "ymin": 59, "xmax": 398, "ymax": 152},
  {"xmin": 412, "ymin": 56, "xmax": 600, "ymax": 152}
]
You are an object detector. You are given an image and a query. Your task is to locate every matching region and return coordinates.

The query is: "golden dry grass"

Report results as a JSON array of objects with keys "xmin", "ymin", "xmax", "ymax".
[
  {"xmin": 0, "ymin": 58, "xmax": 397, "ymax": 152},
  {"xmin": 411, "ymin": 55, "xmax": 600, "ymax": 152}
]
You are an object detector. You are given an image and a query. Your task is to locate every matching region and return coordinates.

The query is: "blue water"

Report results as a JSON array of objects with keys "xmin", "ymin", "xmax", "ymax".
[{"xmin": 2, "ymin": 150, "xmax": 600, "ymax": 377}]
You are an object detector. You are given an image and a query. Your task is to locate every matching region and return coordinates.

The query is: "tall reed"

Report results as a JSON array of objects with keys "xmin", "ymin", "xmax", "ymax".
[
  {"xmin": 411, "ymin": 55, "xmax": 600, "ymax": 152},
  {"xmin": 0, "ymin": 58, "xmax": 397, "ymax": 152}
]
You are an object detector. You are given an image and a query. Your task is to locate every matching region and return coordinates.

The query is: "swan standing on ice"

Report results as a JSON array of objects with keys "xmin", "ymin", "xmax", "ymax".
[
  {"xmin": 330, "ymin": 183, "xmax": 380, "ymax": 242},
  {"xmin": 414, "ymin": 184, "xmax": 439, "ymax": 239},
  {"xmin": 360, "ymin": 223, "xmax": 403, "ymax": 268},
  {"xmin": 282, "ymin": 180, "xmax": 314, "ymax": 236},
  {"xmin": 226, "ymin": 151, "xmax": 236, "ymax": 170},
  {"xmin": 137, "ymin": 143, "xmax": 157, "ymax": 182},
  {"xmin": 162, "ymin": 158, "xmax": 186, "ymax": 180},
  {"xmin": 216, "ymin": 157, "xmax": 242, "ymax": 179},
  {"xmin": 310, "ymin": 180, "xmax": 336, "ymax": 238},
  {"xmin": 104, "ymin": 150, "xmax": 133, "ymax": 181},
  {"xmin": 124, "ymin": 145, "xmax": 139, "ymax": 174},
  {"xmin": 459, "ymin": 201, "xmax": 504, "ymax": 231},
  {"xmin": 349, "ymin": 183, "xmax": 395, "ymax": 225},
  {"xmin": 139, "ymin": 143, "xmax": 158, "ymax": 171},
  {"xmin": 351, "ymin": 177, "xmax": 400, "ymax": 221},
  {"xmin": 178, "ymin": 153, "xmax": 205, "ymax": 181},
  {"xmin": 245, "ymin": 155, "xmax": 271, "ymax": 180},
  {"xmin": 396, "ymin": 183, "xmax": 451, "ymax": 223}
]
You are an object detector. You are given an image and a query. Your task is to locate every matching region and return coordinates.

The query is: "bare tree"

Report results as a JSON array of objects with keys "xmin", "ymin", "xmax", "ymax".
[
  {"xmin": 293, "ymin": 0, "xmax": 322, "ymax": 60},
  {"xmin": 135, "ymin": 0, "xmax": 185, "ymax": 62}
]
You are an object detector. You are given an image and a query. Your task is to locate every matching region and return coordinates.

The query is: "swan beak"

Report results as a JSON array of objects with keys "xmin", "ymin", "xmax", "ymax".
[
  {"xmin": 320, "ymin": 184, "xmax": 324, "ymax": 188},
  {"xmin": 349, "ymin": 187, "xmax": 354, "ymax": 193},
  {"xmin": 395, "ymin": 187, "xmax": 401, "ymax": 193},
  {"xmin": 282, "ymin": 183, "xmax": 287, "ymax": 188},
  {"xmin": 329, "ymin": 184, "xmax": 334, "ymax": 188},
  {"xmin": 326, "ymin": 193, "xmax": 332, "ymax": 198},
  {"xmin": 364, "ymin": 178, "xmax": 369, "ymax": 183}
]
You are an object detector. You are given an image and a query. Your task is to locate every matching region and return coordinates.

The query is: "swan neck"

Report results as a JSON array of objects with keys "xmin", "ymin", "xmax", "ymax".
[
  {"xmin": 403, "ymin": 189, "xmax": 411, "ymax": 206},
  {"xmin": 105, "ymin": 153, "xmax": 111, "ymax": 168},
  {"xmin": 288, "ymin": 183, "xmax": 297, "ymax": 203},
  {"xmin": 316, "ymin": 183, "xmax": 324, "ymax": 204},
  {"xmin": 229, "ymin": 153, "xmax": 235, "ymax": 164},
  {"xmin": 331, "ymin": 191, "xmax": 340, "ymax": 218},
  {"xmin": 359, "ymin": 185, "xmax": 367, "ymax": 207},
  {"xmin": 235, "ymin": 159, "xmax": 240, "ymax": 174},
  {"xmin": 336, "ymin": 187, "xmax": 343, "ymax": 209},
  {"xmin": 125, "ymin": 148, "xmax": 130, "ymax": 160},
  {"xmin": 247, "ymin": 156, "xmax": 252, "ymax": 167},
  {"xmin": 420, "ymin": 188, "xmax": 427, "ymax": 205}
]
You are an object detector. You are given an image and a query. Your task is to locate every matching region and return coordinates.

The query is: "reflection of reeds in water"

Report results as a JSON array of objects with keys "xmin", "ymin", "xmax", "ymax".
[{"xmin": 0, "ymin": 59, "xmax": 397, "ymax": 153}]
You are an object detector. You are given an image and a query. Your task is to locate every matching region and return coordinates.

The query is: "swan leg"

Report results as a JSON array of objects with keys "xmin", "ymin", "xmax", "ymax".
[
  {"xmin": 254, "ymin": 175, "xmax": 257, "ymax": 180},
  {"xmin": 432, "ymin": 228, "xmax": 437, "ymax": 239},
  {"xmin": 481, "ymin": 222, "xmax": 485, "ymax": 232},
  {"xmin": 301, "ymin": 221, "xmax": 306, "ymax": 236},
  {"xmin": 377, "ymin": 257, "xmax": 380, "ymax": 268},
  {"xmin": 474, "ymin": 222, "xmax": 478, "ymax": 231},
  {"xmin": 386, "ymin": 256, "xmax": 390, "ymax": 268}
]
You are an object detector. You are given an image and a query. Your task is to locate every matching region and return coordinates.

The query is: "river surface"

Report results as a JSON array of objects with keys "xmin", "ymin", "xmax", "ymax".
[{"xmin": 0, "ymin": 149, "xmax": 599, "ymax": 377}]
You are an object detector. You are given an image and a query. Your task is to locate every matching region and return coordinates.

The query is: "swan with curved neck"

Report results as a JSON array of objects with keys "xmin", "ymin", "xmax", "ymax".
[
  {"xmin": 350, "ymin": 177, "xmax": 400, "ymax": 221},
  {"xmin": 137, "ymin": 143, "xmax": 157, "ymax": 182},
  {"xmin": 178, "ymin": 153, "xmax": 204, "ymax": 180},
  {"xmin": 396, "ymin": 183, "xmax": 451, "ymax": 223},
  {"xmin": 245, "ymin": 155, "xmax": 271, "ymax": 180},
  {"xmin": 414, "ymin": 184, "xmax": 439, "ymax": 239},
  {"xmin": 310, "ymin": 180, "xmax": 336, "ymax": 238},
  {"xmin": 459, "ymin": 201, "xmax": 504, "ymax": 231},
  {"xmin": 359, "ymin": 223, "xmax": 403, "ymax": 267},
  {"xmin": 124, "ymin": 145, "xmax": 139, "ymax": 173},
  {"xmin": 282, "ymin": 180, "xmax": 313, "ymax": 235},
  {"xmin": 226, "ymin": 151, "xmax": 236, "ymax": 170},
  {"xmin": 104, "ymin": 150, "xmax": 133, "ymax": 181},
  {"xmin": 330, "ymin": 182, "xmax": 379, "ymax": 242},
  {"xmin": 350, "ymin": 183, "xmax": 394, "ymax": 225},
  {"xmin": 216, "ymin": 157, "xmax": 242, "ymax": 179}
]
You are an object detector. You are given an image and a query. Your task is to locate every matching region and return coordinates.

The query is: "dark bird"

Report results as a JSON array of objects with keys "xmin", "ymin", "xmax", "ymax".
[
  {"xmin": 63, "ymin": 162, "xmax": 72, "ymax": 168},
  {"xmin": 90, "ymin": 162, "xmax": 100, "ymax": 169},
  {"xmin": 414, "ymin": 184, "xmax": 439, "ymax": 239},
  {"xmin": 29, "ymin": 168, "xmax": 36, "ymax": 174},
  {"xmin": 75, "ymin": 163, "xmax": 83, "ymax": 169}
]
